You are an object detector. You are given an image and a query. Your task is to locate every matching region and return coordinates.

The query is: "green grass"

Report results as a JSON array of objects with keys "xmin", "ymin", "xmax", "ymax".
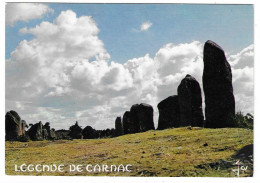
[{"xmin": 5, "ymin": 127, "xmax": 253, "ymax": 176}]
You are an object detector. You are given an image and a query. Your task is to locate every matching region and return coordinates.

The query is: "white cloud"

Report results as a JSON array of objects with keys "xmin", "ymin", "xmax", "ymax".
[
  {"xmin": 134, "ymin": 21, "xmax": 152, "ymax": 32},
  {"xmin": 6, "ymin": 10, "xmax": 254, "ymax": 130},
  {"xmin": 228, "ymin": 45, "xmax": 254, "ymax": 115},
  {"xmin": 140, "ymin": 21, "xmax": 152, "ymax": 31},
  {"xmin": 6, "ymin": 3, "xmax": 53, "ymax": 26},
  {"xmin": 229, "ymin": 45, "xmax": 254, "ymax": 69}
]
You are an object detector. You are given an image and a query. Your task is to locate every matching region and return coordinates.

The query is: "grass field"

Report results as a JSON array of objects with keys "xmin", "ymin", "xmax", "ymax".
[{"xmin": 5, "ymin": 127, "xmax": 253, "ymax": 177}]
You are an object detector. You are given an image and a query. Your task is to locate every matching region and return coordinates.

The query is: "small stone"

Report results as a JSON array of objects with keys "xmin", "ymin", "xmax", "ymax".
[{"xmin": 154, "ymin": 153, "xmax": 162, "ymax": 156}]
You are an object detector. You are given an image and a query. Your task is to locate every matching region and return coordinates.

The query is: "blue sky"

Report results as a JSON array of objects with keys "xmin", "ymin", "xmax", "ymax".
[
  {"xmin": 6, "ymin": 4, "xmax": 253, "ymax": 62},
  {"xmin": 5, "ymin": 3, "xmax": 254, "ymax": 129}
]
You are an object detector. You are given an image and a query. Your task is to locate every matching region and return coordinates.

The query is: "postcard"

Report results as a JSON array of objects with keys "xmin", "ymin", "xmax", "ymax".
[{"xmin": 4, "ymin": 1, "xmax": 255, "ymax": 180}]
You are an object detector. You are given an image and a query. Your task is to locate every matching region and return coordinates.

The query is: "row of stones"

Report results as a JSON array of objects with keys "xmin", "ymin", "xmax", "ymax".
[
  {"xmin": 5, "ymin": 40, "xmax": 235, "ymax": 141},
  {"xmin": 115, "ymin": 40, "xmax": 235, "ymax": 135}
]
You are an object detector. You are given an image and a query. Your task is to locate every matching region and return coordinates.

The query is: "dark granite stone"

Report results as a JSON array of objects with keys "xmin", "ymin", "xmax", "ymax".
[
  {"xmin": 178, "ymin": 74, "xmax": 204, "ymax": 127},
  {"xmin": 203, "ymin": 40, "xmax": 235, "ymax": 128},
  {"xmin": 123, "ymin": 111, "xmax": 131, "ymax": 134},
  {"xmin": 27, "ymin": 121, "xmax": 44, "ymax": 141},
  {"xmin": 157, "ymin": 95, "xmax": 180, "ymax": 130},
  {"xmin": 130, "ymin": 103, "xmax": 155, "ymax": 133},
  {"xmin": 115, "ymin": 116, "xmax": 123, "ymax": 136},
  {"xmin": 5, "ymin": 110, "xmax": 27, "ymax": 141}
]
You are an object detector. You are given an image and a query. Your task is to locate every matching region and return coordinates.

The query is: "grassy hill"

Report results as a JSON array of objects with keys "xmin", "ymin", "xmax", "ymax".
[{"xmin": 5, "ymin": 127, "xmax": 253, "ymax": 177}]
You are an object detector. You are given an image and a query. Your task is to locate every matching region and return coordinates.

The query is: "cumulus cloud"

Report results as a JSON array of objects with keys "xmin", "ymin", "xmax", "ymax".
[
  {"xmin": 6, "ymin": 3, "xmax": 53, "ymax": 26},
  {"xmin": 228, "ymin": 45, "xmax": 254, "ymax": 114},
  {"xmin": 6, "ymin": 10, "xmax": 254, "ymax": 130}
]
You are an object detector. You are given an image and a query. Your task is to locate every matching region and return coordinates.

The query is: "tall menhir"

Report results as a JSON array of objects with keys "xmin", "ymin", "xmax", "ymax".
[{"xmin": 203, "ymin": 40, "xmax": 235, "ymax": 128}]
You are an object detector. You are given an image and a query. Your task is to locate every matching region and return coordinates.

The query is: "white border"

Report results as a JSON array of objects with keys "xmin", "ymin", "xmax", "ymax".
[{"xmin": 1, "ymin": 0, "xmax": 259, "ymax": 183}]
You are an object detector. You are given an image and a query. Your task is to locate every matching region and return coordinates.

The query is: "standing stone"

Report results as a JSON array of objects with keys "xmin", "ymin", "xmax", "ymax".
[
  {"xmin": 5, "ymin": 110, "xmax": 27, "ymax": 141},
  {"xmin": 130, "ymin": 103, "xmax": 155, "ymax": 133},
  {"xmin": 27, "ymin": 121, "xmax": 44, "ymax": 141},
  {"xmin": 138, "ymin": 103, "xmax": 155, "ymax": 132},
  {"xmin": 123, "ymin": 111, "xmax": 131, "ymax": 134},
  {"xmin": 27, "ymin": 121, "xmax": 56, "ymax": 140},
  {"xmin": 177, "ymin": 74, "xmax": 204, "ymax": 127},
  {"xmin": 49, "ymin": 129, "xmax": 56, "ymax": 140},
  {"xmin": 42, "ymin": 128, "xmax": 48, "ymax": 139},
  {"xmin": 130, "ymin": 104, "xmax": 142, "ymax": 133},
  {"xmin": 43, "ymin": 122, "xmax": 56, "ymax": 140},
  {"xmin": 157, "ymin": 95, "xmax": 180, "ymax": 130},
  {"xmin": 115, "ymin": 116, "xmax": 123, "ymax": 136},
  {"xmin": 203, "ymin": 40, "xmax": 235, "ymax": 128}
]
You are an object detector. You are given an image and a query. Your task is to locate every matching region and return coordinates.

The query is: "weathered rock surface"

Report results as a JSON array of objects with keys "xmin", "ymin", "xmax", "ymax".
[
  {"xmin": 129, "ymin": 104, "xmax": 142, "ymax": 133},
  {"xmin": 177, "ymin": 74, "xmax": 204, "ymax": 127},
  {"xmin": 157, "ymin": 95, "xmax": 180, "ymax": 130},
  {"xmin": 115, "ymin": 116, "xmax": 123, "ymax": 136},
  {"xmin": 27, "ymin": 121, "xmax": 44, "ymax": 141},
  {"xmin": 5, "ymin": 110, "xmax": 27, "ymax": 141},
  {"xmin": 42, "ymin": 128, "xmax": 48, "ymax": 139},
  {"xmin": 203, "ymin": 40, "xmax": 235, "ymax": 128},
  {"xmin": 69, "ymin": 121, "xmax": 83, "ymax": 139},
  {"xmin": 43, "ymin": 122, "xmax": 56, "ymax": 140},
  {"xmin": 130, "ymin": 103, "xmax": 155, "ymax": 133},
  {"xmin": 27, "ymin": 121, "xmax": 56, "ymax": 140},
  {"xmin": 49, "ymin": 129, "xmax": 56, "ymax": 140},
  {"xmin": 123, "ymin": 111, "xmax": 131, "ymax": 134}
]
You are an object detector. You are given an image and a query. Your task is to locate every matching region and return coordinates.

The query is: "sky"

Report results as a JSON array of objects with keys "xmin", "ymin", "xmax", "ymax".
[{"xmin": 5, "ymin": 3, "xmax": 254, "ymax": 130}]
